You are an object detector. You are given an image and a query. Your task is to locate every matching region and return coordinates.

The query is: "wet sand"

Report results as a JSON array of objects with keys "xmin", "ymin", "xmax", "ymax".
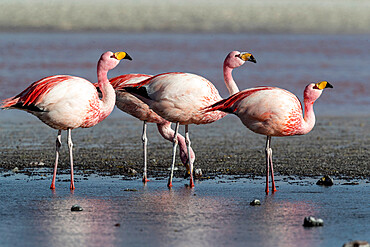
[{"xmin": 1, "ymin": 111, "xmax": 369, "ymax": 181}]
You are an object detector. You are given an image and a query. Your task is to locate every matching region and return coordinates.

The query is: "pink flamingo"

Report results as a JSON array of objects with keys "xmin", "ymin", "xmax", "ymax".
[
  {"xmin": 206, "ymin": 81, "xmax": 333, "ymax": 193},
  {"xmin": 123, "ymin": 51, "xmax": 256, "ymax": 187},
  {"xmin": 1, "ymin": 51, "xmax": 132, "ymax": 190},
  {"xmin": 108, "ymin": 74, "xmax": 196, "ymax": 183}
]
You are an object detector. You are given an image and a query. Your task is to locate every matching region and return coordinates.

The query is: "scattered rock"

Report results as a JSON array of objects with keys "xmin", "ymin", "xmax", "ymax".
[
  {"xmin": 250, "ymin": 199, "xmax": 261, "ymax": 206},
  {"xmin": 316, "ymin": 175, "xmax": 334, "ymax": 186},
  {"xmin": 303, "ymin": 216, "xmax": 324, "ymax": 227},
  {"xmin": 71, "ymin": 204, "xmax": 83, "ymax": 211},
  {"xmin": 29, "ymin": 161, "xmax": 45, "ymax": 166},
  {"xmin": 194, "ymin": 168, "xmax": 202, "ymax": 178},
  {"xmin": 123, "ymin": 188, "xmax": 138, "ymax": 192},
  {"xmin": 342, "ymin": 240, "xmax": 369, "ymax": 247},
  {"xmin": 12, "ymin": 167, "xmax": 19, "ymax": 173},
  {"xmin": 342, "ymin": 182, "xmax": 360, "ymax": 185},
  {"xmin": 125, "ymin": 167, "xmax": 137, "ymax": 175}
]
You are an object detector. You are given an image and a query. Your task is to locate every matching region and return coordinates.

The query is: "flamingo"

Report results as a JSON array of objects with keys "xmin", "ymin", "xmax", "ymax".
[
  {"xmin": 123, "ymin": 51, "xmax": 256, "ymax": 187},
  {"xmin": 205, "ymin": 81, "xmax": 333, "ymax": 193},
  {"xmin": 107, "ymin": 74, "xmax": 196, "ymax": 183},
  {"xmin": 1, "ymin": 51, "xmax": 132, "ymax": 190}
]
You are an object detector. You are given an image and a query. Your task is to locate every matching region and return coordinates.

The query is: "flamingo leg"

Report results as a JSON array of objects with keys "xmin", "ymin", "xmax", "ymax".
[
  {"xmin": 67, "ymin": 129, "xmax": 75, "ymax": 190},
  {"xmin": 141, "ymin": 121, "xmax": 149, "ymax": 183},
  {"xmin": 268, "ymin": 137, "xmax": 277, "ymax": 193},
  {"xmin": 185, "ymin": 125, "xmax": 194, "ymax": 188},
  {"xmin": 167, "ymin": 122, "xmax": 179, "ymax": 188},
  {"xmin": 265, "ymin": 136, "xmax": 271, "ymax": 194},
  {"xmin": 50, "ymin": 130, "xmax": 62, "ymax": 190}
]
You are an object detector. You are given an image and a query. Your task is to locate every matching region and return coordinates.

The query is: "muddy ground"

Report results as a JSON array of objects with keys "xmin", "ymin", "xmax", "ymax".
[{"xmin": 0, "ymin": 113, "xmax": 369, "ymax": 181}]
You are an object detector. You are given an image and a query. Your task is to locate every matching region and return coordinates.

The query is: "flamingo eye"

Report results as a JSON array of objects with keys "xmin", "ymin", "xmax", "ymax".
[{"xmin": 313, "ymin": 85, "xmax": 319, "ymax": 89}]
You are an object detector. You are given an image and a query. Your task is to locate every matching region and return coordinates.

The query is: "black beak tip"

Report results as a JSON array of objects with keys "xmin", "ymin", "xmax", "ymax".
[
  {"xmin": 125, "ymin": 53, "xmax": 133, "ymax": 61},
  {"xmin": 326, "ymin": 82, "xmax": 333, "ymax": 88},
  {"xmin": 250, "ymin": 56, "xmax": 257, "ymax": 63}
]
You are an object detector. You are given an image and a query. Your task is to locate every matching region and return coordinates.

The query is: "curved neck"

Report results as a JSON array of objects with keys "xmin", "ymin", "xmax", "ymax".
[
  {"xmin": 301, "ymin": 100, "xmax": 316, "ymax": 135},
  {"xmin": 97, "ymin": 63, "xmax": 115, "ymax": 119},
  {"xmin": 223, "ymin": 65, "xmax": 239, "ymax": 96},
  {"xmin": 156, "ymin": 122, "xmax": 195, "ymax": 165}
]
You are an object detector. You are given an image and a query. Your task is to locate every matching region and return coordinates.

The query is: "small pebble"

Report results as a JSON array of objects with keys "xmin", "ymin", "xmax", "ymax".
[
  {"xmin": 342, "ymin": 240, "xmax": 369, "ymax": 247},
  {"xmin": 12, "ymin": 167, "xmax": 19, "ymax": 173},
  {"xmin": 123, "ymin": 188, "xmax": 138, "ymax": 192},
  {"xmin": 127, "ymin": 168, "xmax": 137, "ymax": 175},
  {"xmin": 71, "ymin": 204, "xmax": 83, "ymax": 211},
  {"xmin": 342, "ymin": 182, "xmax": 360, "ymax": 185},
  {"xmin": 114, "ymin": 223, "xmax": 121, "ymax": 227},
  {"xmin": 303, "ymin": 216, "xmax": 324, "ymax": 227},
  {"xmin": 250, "ymin": 199, "xmax": 261, "ymax": 206},
  {"xmin": 194, "ymin": 168, "xmax": 202, "ymax": 178},
  {"xmin": 316, "ymin": 175, "xmax": 334, "ymax": 186}
]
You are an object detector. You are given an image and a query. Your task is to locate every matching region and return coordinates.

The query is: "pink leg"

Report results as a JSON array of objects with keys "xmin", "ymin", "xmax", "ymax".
[
  {"xmin": 265, "ymin": 136, "xmax": 271, "ymax": 194},
  {"xmin": 268, "ymin": 141, "xmax": 277, "ymax": 193},
  {"xmin": 185, "ymin": 125, "xmax": 194, "ymax": 188},
  {"xmin": 142, "ymin": 121, "xmax": 149, "ymax": 183},
  {"xmin": 67, "ymin": 129, "xmax": 75, "ymax": 190},
  {"xmin": 168, "ymin": 122, "xmax": 179, "ymax": 188},
  {"xmin": 50, "ymin": 130, "xmax": 62, "ymax": 190}
]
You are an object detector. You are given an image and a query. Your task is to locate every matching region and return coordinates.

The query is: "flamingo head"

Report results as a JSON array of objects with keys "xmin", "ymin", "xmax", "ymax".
[
  {"xmin": 224, "ymin": 51, "xmax": 256, "ymax": 69},
  {"xmin": 98, "ymin": 51, "xmax": 132, "ymax": 71},
  {"xmin": 304, "ymin": 81, "xmax": 333, "ymax": 103}
]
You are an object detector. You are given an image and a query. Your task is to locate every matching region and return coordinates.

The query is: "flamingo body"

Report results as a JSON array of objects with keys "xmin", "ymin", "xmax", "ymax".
[
  {"xmin": 1, "ymin": 51, "xmax": 131, "ymax": 190},
  {"xmin": 3, "ymin": 75, "xmax": 112, "ymax": 130},
  {"xmin": 207, "ymin": 81, "xmax": 333, "ymax": 193},
  {"xmin": 108, "ymin": 73, "xmax": 196, "ymax": 183},
  {"xmin": 111, "ymin": 74, "xmax": 164, "ymax": 123},
  {"xmin": 123, "ymin": 51, "xmax": 256, "ymax": 187},
  {"xmin": 126, "ymin": 72, "xmax": 226, "ymax": 125}
]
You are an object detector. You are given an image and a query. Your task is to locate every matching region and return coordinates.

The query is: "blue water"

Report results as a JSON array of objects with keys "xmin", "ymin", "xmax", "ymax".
[{"xmin": 0, "ymin": 173, "xmax": 369, "ymax": 247}]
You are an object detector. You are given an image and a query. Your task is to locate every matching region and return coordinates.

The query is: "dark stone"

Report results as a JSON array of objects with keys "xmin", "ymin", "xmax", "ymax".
[
  {"xmin": 303, "ymin": 216, "xmax": 324, "ymax": 227},
  {"xmin": 250, "ymin": 199, "xmax": 261, "ymax": 206},
  {"xmin": 316, "ymin": 175, "xmax": 334, "ymax": 186},
  {"xmin": 71, "ymin": 204, "xmax": 83, "ymax": 211},
  {"xmin": 342, "ymin": 240, "xmax": 369, "ymax": 247},
  {"xmin": 123, "ymin": 188, "xmax": 138, "ymax": 192}
]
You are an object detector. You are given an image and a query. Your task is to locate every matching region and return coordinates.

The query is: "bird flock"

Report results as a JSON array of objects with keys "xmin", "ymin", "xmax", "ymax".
[{"xmin": 1, "ymin": 50, "xmax": 332, "ymax": 194}]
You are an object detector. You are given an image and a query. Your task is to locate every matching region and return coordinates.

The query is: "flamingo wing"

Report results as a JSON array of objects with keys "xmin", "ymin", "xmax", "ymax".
[{"xmin": 1, "ymin": 75, "xmax": 73, "ymax": 111}]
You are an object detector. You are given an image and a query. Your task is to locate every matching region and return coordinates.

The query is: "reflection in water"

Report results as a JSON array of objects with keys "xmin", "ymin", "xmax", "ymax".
[{"xmin": 1, "ymin": 175, "xmax": 368, "ymax": 247}]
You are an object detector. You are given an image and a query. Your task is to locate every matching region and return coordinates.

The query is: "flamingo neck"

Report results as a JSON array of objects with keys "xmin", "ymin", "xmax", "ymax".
[
  {"xmin": 156, "ymin": 122, "xmax": 195, "ymax": 165},
  {"xmin": 223, "ymin": 65, "xmax": 239, "ymax": 96},
  {"xmin": 97, "ymin": 66, "xmax": 116, "ymax": 120},
  {"xmin": 301, "ymin": 99, "xmax": 316, "ymax": 135}
]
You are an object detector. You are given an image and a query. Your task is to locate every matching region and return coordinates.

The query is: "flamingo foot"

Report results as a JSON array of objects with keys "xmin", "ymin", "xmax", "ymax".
[
  {"xmin": 70, "ymin": 183, "xmax": 75, "ymax": 190},
  {"xmin": 272, "ymin": 185, "xmax": 277, "ymax": 193},
  {"xmin": 50, "ymin": 184, "xmax": 56, "ymax": 190},
  {"xmin": 142, "ymin": 174, "xmax": 149, "ymax": 183},
  {"xmin": 189, "ymin": 178, "xmax": 195, "ymax": 188}
]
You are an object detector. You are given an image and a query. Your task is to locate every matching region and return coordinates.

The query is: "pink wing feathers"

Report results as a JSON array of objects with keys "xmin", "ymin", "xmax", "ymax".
[
  {"xmin": 110, "ymin": 74, "xmax": 151, "ymax": 90},
  {"xmin": 1, "ymin": 75, "xmax": 72, "ymax": 109},
  {"xmin": 206, "ymin": 87, "xmax": 274, "ymax": 113}
]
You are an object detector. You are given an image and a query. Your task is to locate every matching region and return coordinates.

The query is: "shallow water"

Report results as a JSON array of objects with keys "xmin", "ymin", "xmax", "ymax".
[{"xmin": 0, "ymin": 173, "xmax": 369, "ymax": 247}]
